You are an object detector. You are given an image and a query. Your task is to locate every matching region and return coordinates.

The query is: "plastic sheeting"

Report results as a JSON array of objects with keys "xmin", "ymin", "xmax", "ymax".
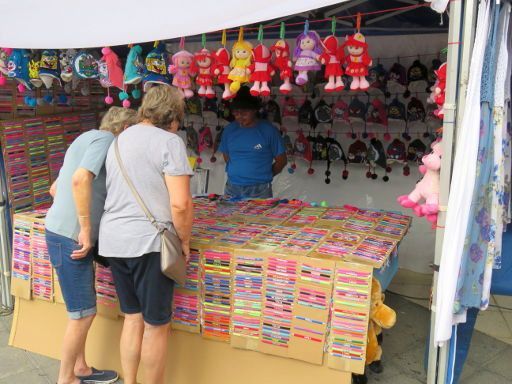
[{"xmin": 0, "ymin": 0, "xmax": 347, "ymax": 49}]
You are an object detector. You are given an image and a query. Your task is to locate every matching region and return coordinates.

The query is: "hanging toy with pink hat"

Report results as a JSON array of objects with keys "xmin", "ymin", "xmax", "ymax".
[
  {"xmin": 270, "ymin": 22, "xmax": 293, "ymax": 94},
  {"xmin": 191, "ymin": 35, "xmax": 215, "ymax": 99},
  {"xmin": 0, "ymin": 48, "xmax": 13, "ymax": 86},
  {"xmin": 293, "ymin": 20, "xmax": 323, "ymax": 86},
  {"xmin": 98, "ymin": 47, "xmax": 125, "ymax": 106},
  {"xmin": 343, "ymin": 13, "xmax": 373, "ymax": 91},
  {"xmin": 169, "ymin": 37, "xmax": 195, "ymax": 99},
  {"xmin": 213, "ymin": 30, "xmax": 234, "ymax": 100},
  {"xmin": 228, "ymin": 27, "xmax": 253, "ymax": 95},
  {"xmin": 319, "ymin": 17, "xmax": 345, "ymax": 92},
  {"xmin": 248, "ymin": 25, "xmax": 275, "ymax": 97}
]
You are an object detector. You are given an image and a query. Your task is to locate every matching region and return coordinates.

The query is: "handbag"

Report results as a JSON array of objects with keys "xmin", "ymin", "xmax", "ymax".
[{"xmin": 114, "ymin": 138, "xmax": 186, "ymax": 286}]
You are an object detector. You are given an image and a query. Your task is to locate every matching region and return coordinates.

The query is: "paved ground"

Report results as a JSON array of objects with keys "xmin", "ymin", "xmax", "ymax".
[{"xmin": 1, "ymin": 294, "xmax": 511, "ymax": 384}]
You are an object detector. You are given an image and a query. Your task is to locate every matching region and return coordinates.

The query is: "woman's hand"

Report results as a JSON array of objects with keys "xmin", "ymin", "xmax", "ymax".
[{"xmin": 181, "ymin": 240, "xmax": 190, "ymax": 262}]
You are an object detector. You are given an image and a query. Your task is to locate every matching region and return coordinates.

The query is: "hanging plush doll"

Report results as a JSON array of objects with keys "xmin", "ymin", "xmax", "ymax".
[
  {"xmin": 192, "ymin": 48, "xmax": 215, "ymax": 98},
  {"xmin": 213, "ymin": 47, "xmax": 233, "ymax": 100},
  {"xmin": 320, "ymin": 35, "xmax": 344, "ymax": 92},
  {"xmin": 98, "ymin": 47, "xmax": 125, "ymax": 105},
  {"xmin": 249, "ymin": 44, "xmax": 274, "ymax": 97},
  {"xmin": 430, "ymin": 62, "xmax": 447, "ymax": 119},
  {"xmin": 169, "ymin": 50, "xmax": 195, "ymax": 98},
  {"xmin": 39, "ymin": 49, "xmax": 61, "ymax": 89},
  {"xmin": 270, "ymin": 39, "xmax": 293, "ymax": 94},
  {"xmin": 293, "ymin": 25, "xmax": 322, "ymax": 86},
  {"xmin": 343, "ymin": 32, "xmax": 372, "ymax": 91},
  {"xmin": 228, "ymin": 32, "xmax": 253, "ymax": 94}
]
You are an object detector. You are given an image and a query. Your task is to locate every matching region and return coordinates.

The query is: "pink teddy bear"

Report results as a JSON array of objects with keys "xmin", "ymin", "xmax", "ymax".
[{"xmin": 397, "ymin": 140, "xmax": 442, "ymax": 227}]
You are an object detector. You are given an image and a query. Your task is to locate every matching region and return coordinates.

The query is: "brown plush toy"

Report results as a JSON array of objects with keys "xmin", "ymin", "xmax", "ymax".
[
  {"xmin": 367, "ymin": 277, "xmax": 397, "ymax": 365},
  {"xmin": 353, "ymin": 278, "xmax": 397, "ymax": 384}
]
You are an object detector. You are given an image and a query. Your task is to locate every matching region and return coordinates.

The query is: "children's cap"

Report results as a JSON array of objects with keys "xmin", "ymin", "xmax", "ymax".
[
  {"xmin": 348, "ymin": 140, "xmax": 368, "ymax": 163},
  {"xmin": 124, "ymin": 45, "xmax": 144, "ymax": 85},
  {"xmin": 407, "ymin": 97, "xmax": 426, "ymax": 122},
  {"xmin": 407, "ymin": 139, "xmax": 427, "ymax": 162},
  {"xmin": 387, "ymin": 138, "xmax": 406, "ymax": 162},
  {"xmin": 348, "ymin": 97, "xmax": 367, "ymax": 120},
  {"xmin": 39, "ymin": 49, "xmax": 61, "ymax": 88},
  {"xmin": 407, "ymin": 59, "xmax": 428, "ymax": 83},
  {"xmin": 73, "ymin": 50, "xmax": 99, "ymax": 79},
  {"xmin": 387, "ymin": 98, "xmax": 406, "ymax": 120},
  {"xmin": 7, "ymin": 49, "xmax": 32, "ymax": 90},
  {"xmin": 143, "ymin": 43, "xmax": 171, "ymax": 92}
]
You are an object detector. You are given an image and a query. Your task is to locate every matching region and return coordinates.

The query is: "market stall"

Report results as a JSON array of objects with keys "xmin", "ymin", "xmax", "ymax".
[
  {"xmin": 2, "ymin": 1, "xmax": 504, "ymax": 384},
  {"xmin": 9, "ymin": 199, "xmax": 410, "ymax": 383}
]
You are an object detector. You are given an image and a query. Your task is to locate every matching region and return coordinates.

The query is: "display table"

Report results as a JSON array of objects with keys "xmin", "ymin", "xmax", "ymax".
[{"xmin": 9, "ymin": 199, "xmax": 411, "ymax": 383}]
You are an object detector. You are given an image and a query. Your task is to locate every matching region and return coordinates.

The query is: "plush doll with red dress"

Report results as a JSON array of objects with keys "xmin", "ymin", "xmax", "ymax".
[
  {"xmin": 320, "ymin": 35, "xmax": 344, "ymax": 92},
  {"xmin": 249, "ymin": 44, "xmax": 275, "ymax": 97},
  {"xmin": 343, "ymin": 32, "xmax": 372, "ymax": 91},
  {"xmin": 430, "ymin": 62, "xmax": 447, "ymax": 119},
  {"xmin": 270, "ymin": 39, "xmax": 293, "ymax": 94},
  {"xmin": 213, "ymin": 47, "xmax": 233, "ymax": 100},
  {"xmin": 192, "ymin": 48, "xmax": 215, "ymax": 98}
]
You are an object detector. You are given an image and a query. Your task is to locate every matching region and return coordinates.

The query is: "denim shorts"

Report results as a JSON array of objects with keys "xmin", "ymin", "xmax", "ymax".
[
  {"xmin": 224, "ymin": 181, "xmax": 273, "ymax": 199},
  {"xmin": 107, "ymin": 252, "xmax": 175, "ymax": 326},
  {"xmin": 45, "ymin": 229, "xmax": 96, "ymax": 320}
]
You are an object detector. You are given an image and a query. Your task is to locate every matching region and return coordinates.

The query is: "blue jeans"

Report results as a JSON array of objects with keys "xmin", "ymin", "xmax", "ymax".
[
  {"xmin": 45, "ymin": 229, "xmax": 96, "ymax": 319},
  {"xmin": 224, "ymin": 181, "xmax": 273, "ymax": 199}
]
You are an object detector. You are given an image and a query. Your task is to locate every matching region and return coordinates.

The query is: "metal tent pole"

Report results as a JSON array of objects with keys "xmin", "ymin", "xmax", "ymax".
[
  {"xmin": 0, "ymin": 162, "xmax": 12, "ymax": 310},
  {"xmin": 427, "ymin": 0, "xmax": 478, "ymax": 383}
]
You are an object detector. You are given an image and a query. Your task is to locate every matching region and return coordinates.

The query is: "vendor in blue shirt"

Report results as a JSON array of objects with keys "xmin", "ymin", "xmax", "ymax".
[{"xmin": 219, "ymin": 86, "xmax": 287, "ymax": 199}]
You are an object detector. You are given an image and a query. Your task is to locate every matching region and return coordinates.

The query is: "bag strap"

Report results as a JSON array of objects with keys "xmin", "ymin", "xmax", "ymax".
[{"xmin": 114, "ymin": 137, "xmax": 162, "ymax": 233}]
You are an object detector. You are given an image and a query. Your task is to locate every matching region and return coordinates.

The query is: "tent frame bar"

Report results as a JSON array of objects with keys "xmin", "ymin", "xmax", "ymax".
[{"xmin": 427, "ymin": 0, "xmax": 478, "ymax": 383}]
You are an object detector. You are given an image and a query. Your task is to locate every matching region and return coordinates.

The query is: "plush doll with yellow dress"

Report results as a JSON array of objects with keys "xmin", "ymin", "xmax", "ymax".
[
  {"xmin": 353, "ymin": 278, "xmax": 397, "ymax": 384},
  {"xmin": 228, "ymin": 33, "xmax": 253, "ymax": 95}
]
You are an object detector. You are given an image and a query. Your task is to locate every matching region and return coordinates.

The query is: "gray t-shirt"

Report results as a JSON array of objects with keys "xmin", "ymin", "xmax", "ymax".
[
  {"xmin": 99, "ymin": 124, "xmax": 194, "ymax": 258},
  {"xmin": 45, "ymin": 130, "xmax": 114, "ymax": 243}
]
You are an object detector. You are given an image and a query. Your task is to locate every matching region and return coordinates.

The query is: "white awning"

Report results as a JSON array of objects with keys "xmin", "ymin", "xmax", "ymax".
[{"xmin": 0, "ymin": 0, "xmax": 349, "ymax": 49}]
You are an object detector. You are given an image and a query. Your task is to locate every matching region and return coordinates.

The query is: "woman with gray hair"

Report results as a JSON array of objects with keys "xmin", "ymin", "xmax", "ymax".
[{"xmin": 99, "ymin": 85, "xmax": 194, "ymax": 384}]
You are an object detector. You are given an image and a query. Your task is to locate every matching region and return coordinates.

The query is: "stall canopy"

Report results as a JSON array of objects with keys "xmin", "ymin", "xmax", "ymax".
[{"xmin": 0, "ymin": 0, "xmax": 348, "ymax": 49}]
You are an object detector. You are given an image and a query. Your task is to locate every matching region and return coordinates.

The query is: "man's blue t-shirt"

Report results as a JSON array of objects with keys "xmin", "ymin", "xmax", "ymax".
[{"xmin": 219, "ymin": 120, "xmax": 285, "ymax": 186}]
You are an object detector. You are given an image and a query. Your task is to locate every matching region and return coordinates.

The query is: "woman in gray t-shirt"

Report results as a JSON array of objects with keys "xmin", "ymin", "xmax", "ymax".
[{"xmin": 99, "ymin": 86, "xmax": 193, "ymax": 384}]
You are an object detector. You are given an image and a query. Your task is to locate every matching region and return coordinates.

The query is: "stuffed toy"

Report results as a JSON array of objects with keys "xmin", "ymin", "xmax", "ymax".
[
  {"xmin": 124, "ymin": 45, "xmax": 144, "ymax": 85},
  {"xmin": 343, "ymin": 32, "xmax": 372, "ymax": 91},
  {"xmin": 368, "ymin": 277, "xmax": 396, "ymax": 363},
  {"xmin": 428, "ymin": 62, "xmax": 447, "ymax": 119},
  {"xmin": 169, "ymin": 50, "xmax": 195, "ymax": 98},
  {"xmin": 228, "ymin": 40, "xmax": 253, "ymax": 94},
  {"xmin": 98, "ymin": 47, "xmax": 125, "ymax": 105},
  {"xmin": 270, "ymin": 39, "xmax": 293, "ymax": 94},
  {"xmin": 213, "ymin": 47, "xmax": 233, "ymax": 100},
  {"xmin": 143, "ymin": 43, "xmax": 171, "ymax": 92},
  {"xmin": 293, "ymin": 29, "xmax": 322, "ymax": 86},
  {"xmin": 192, "ymin": 48, "xmax": 215, "ymax": 98},
  {"xmin": 249, "ymin": 44, "xmax": 274, "ymax": 97},
  {"xmin": 320, "ymin": 35, "xmax": 344, "ymax": 92},
  {"xmin": 398, "ymin": 140, "xmax": 442, "ymax": 227}
]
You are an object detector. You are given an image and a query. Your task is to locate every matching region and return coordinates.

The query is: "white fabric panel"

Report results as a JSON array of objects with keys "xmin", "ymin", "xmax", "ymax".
[
  {"xmin": 0, "ymin": 0, "xmax": 347, "ymax": 49},
  {"xmin": 434, "ymin": 0, "xmax": 490, "ymax": 346}
]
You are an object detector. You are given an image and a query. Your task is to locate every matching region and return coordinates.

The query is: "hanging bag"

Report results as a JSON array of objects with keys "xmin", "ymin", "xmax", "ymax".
[{"xmin": 114, "ymin": 138, "xmax": 186, "ymax": 286}]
